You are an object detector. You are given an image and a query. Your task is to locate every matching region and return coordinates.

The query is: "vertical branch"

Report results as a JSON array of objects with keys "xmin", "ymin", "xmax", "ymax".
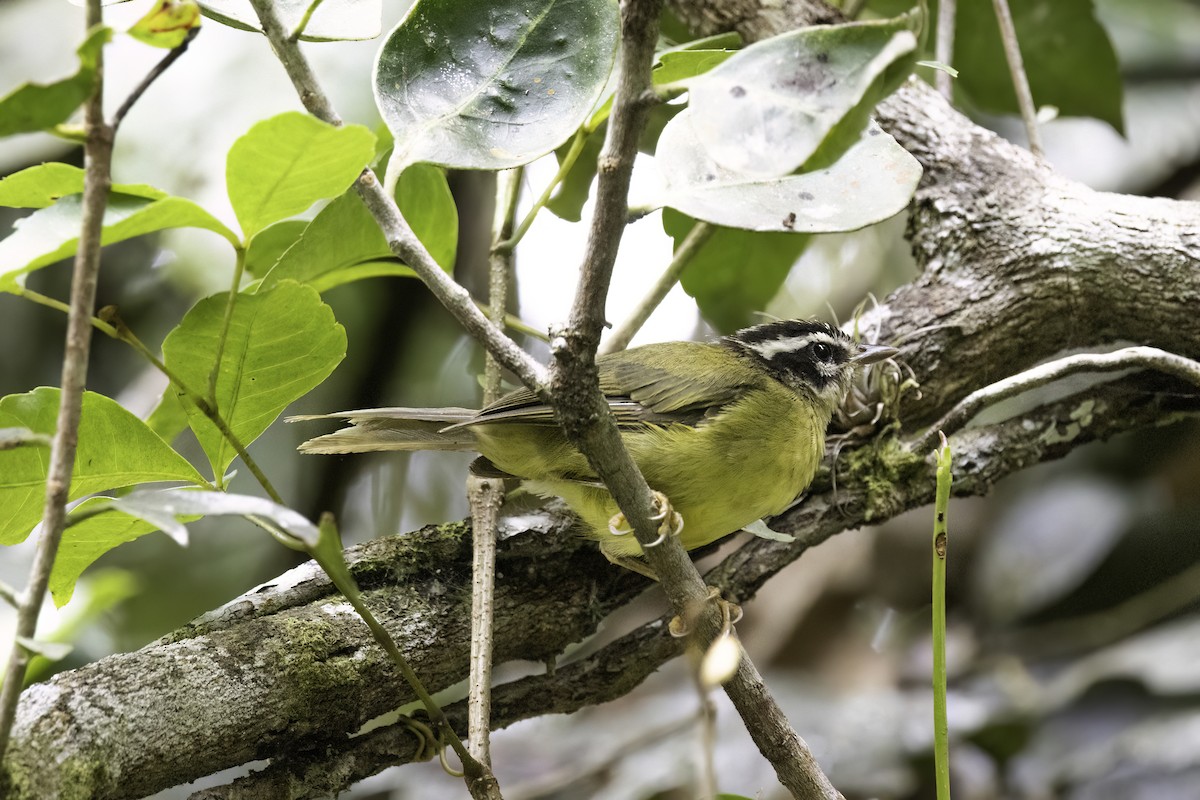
[
  {"xmin": 466, "ymin": 167, "xmax": 523, "ymax": 768},
  {"xmin": 549, "ymin": 3, "xmax": 843, "ymax": 797},
  {"xmin": 991, "ymin": 0, "xmax": 1043, "ymax": 157},
  {"xmin": 932, "ymin": 432, "xmax": 953, "ymax": 800},
  {"xmin": 551, "ymin": 0, "xmax": 708, "ymax": 608},
  {"xmin": 0, "ymin": 0, "xmax": 113, "ymax": 761},
  {"xmin": 935, "ymin": 0, "xmax": 956, "ymax": 101}
]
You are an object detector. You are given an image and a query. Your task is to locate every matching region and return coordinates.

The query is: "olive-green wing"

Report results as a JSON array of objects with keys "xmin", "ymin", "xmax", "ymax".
[{"xmin": 455, "ymin": 342, "xmax": 757, "ymax": 430}]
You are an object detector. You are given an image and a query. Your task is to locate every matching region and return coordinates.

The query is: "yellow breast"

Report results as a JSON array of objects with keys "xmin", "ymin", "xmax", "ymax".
[{"xmin": 476, "ymin": 383, "xmax": 828, "ymax": 558}]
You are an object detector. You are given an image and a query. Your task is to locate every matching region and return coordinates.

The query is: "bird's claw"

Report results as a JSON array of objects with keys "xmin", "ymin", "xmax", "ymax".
[{"xmin": 606, "ymin": 490, "xmax": 684, "ymax": 547}]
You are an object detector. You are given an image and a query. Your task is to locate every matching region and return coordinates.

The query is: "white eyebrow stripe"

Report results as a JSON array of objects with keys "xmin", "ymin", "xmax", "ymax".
[{"xmin": 748, "ymin": 333, "xmax": 832, "ymax": 360}]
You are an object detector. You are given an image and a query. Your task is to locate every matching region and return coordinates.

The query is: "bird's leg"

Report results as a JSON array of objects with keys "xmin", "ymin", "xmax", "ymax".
[
  {"xmin": 668, "ymin": 586, "xmax": 744, "ymax": 639},
  {"xmin": 604, "ymin": 489, "xmax": 685, "ymax": 579}
]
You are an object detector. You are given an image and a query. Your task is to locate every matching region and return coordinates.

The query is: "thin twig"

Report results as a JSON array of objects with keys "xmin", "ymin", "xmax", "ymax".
[
  {"xmin": 551, "ymin": 0, "xmax": 709, "ymax": 608},
  {"xmin": 246, "ymin": 0, "xmax": 547, "ymax": 396},
  {"xmin": 911, "ymin": 346, "xmax": 1200, "ymax": 454},
  {"xmin": 991, "ymin": 0, "xmax": 1042, "ymax": 156},
  {"xmin": 726, "ymin": 654, "xmax": 844, "ymax": 799},
  {"xmin": 466, "ymin": 168, "xmax": 522, "ymax": 767},
  {"xmin": 600, "ymin": 221, "xmax": 714, "ymax": 354},
  {"xmin": 935, "ymin": 0, "xmax": 956, "ymax": 100},
  {"xmin": 245, "ymin": 2, "xmax": 508, "ymax": 795},
  {"xmin": 0, "ymin": 0, "xmax": 113, "ymax": 762},
  {"xmin": 111, "ymin": 27, "xmax": 199, "ymax": 130},
  {"xmin": 549, "ymin": 3, "xmax": 843, "ymax": 797}
]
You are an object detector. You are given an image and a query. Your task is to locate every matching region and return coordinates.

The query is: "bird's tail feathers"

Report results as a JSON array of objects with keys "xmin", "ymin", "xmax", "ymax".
[{"xmin": 288, "ymin": 407, "xmax": 479, "ymax": 454}]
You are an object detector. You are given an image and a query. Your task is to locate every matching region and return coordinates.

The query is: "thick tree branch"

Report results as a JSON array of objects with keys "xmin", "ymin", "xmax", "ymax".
[
  {"xmin": 8, "ymin": 1, "xmax": 1200, "ymax": 797},
  {"xmin": 10, "ymin": 376, "xmax": 1193, "ymax": 799}
]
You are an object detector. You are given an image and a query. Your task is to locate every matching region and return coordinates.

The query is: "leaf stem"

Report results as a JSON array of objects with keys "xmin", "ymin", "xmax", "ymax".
[
  {"xmin": 14, "ymin": 287, "xmax": 283, "ymax": 503},
  {"xmin": 600, "ymin": 220, "xmax": 714, "ymax": 354},
  {"xmin": 495, "ymin": 128, "xmax": 588, "ymax": 253},
  {"xmin": 0, "ymin": 0, "xmax": 112, "ymax": 763},
  {"xmin": 289, "ymin": 0, "xmax": 326, "ymax": 40},
  {"xmin": 207, "ymin": 246, "xmax": 248, "ymax": 406},
  {"xmin": 932, "ymin": 432, "xmax": 952, "ymax": 800},
  {"xmin": 991, "ymin": 0, "xmax": 1042, "ymax": 156}
]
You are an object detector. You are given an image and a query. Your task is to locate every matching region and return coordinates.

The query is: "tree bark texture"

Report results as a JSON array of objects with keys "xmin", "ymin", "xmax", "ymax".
[{"xmin": 6, "ymin": 1, "xmax": 1200, "ymax": 797}]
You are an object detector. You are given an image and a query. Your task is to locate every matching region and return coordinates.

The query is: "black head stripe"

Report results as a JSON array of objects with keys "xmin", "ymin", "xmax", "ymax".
[{"xmin": 723, "ymin": 320, "xmax": 854, "ymax": 394}]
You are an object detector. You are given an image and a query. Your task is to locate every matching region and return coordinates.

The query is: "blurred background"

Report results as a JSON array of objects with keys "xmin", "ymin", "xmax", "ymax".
[{"xmin": 2, "ymin": 0, "xmax": 1200, "ymax": 797}]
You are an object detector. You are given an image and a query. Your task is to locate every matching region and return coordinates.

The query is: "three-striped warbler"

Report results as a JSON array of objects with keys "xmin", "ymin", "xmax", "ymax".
[{"xmin": 292, "ymin": 320, "xmax": 897, "ymax": 573}]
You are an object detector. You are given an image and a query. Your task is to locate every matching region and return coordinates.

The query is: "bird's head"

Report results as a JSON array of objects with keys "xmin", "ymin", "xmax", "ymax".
[{"xmin": 723, "ymin": 319, "xmax": 898, "ymax": 413}]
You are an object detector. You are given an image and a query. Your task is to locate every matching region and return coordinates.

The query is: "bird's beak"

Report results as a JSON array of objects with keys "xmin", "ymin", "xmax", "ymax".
[{"xmin": 851, "ymin": 342, "xmax": 899, "ymax": 365}]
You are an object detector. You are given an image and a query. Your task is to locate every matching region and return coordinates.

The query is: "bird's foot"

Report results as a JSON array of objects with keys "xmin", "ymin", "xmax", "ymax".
[
  {"xmin": 606, "ymin": 489, "xmax": 684, "ymax": 547},
  {"xmin": 668, "ymin": 586, "xmax": 743, "ymax": 638}
]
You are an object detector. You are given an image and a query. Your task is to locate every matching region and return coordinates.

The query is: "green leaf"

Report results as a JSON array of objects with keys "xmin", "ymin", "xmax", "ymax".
[
  {"xmin": 145, "ymin": 387, "xmax": 190, "ymax": 445},
  {"xmin": 953, "ymin": 0, "xmax": 1124, "ymax": 134},
  {"xmin": 546, "ymin": 130, "xmax": 604, "ymax": 222},
  {"xmin": 49, "ymin": 499, "xmax": 181, "ymax": 607},
  {"xmin": 0, "ymin": 26, "xmax": 111, "ymax": 137},
  {"xmin": 162, "ymin": 281, "xmax": 346, "ymax": 477},
  {"xmin": 198, "ymin": 0, "xmax": 381, "ymax": 41},
  {"xmin": 129, "ymin": 0, "xmax": 202, "ymax": 49},
  {"xmin": 244, "ymin": 220, "xmax": 307, "ymax": 278},
  {"xmin": 686, "ymin": 16, "xmax": 918, "ymax": 177},
  {"xmin": 655, "ymin": 49, "xmax": 736, "ymax": 86},
  {"xmin": 658, "ymin": 113, "xmax": 921, "ymax": 233},
  {"xmin": 260, "ymin": 164, "xmax": 456, "ymax": 291},
  {"xmin": 0, "ymin": 163, "xmax": 163, "ymax": 209},
  {"xmin": 226, "ymin": 112, "xmax": 376, "ymax": 239},
  {"xmin": 0, "ymin": 192, "xmax": 239, "ymax": 291},
  {"xmin": 0, "ymin": 388, "xmax": 204, "ymax": 546},
  {"xmin": 375, "ymin": 0, "xmax": 619, "ymax": 170},
  {"xmin": 664, "ymin": 209, "xmax": 809, "ymax": 333}
]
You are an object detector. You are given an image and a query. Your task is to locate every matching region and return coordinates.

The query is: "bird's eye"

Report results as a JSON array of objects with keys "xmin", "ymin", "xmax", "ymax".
[{"xmin": 812, "ymin": 342, "xmax": 833, "ymax": 362}]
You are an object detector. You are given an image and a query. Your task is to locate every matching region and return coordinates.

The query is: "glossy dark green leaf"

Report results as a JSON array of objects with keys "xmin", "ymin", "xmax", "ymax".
[
  {"xmin": 686, "ymin": 16, "xmax": 918, "ymax": 177},
  {"xmin": 161, "ymin": 281, "xmax": 346, "ymax": 477},
  {"xmin": 375, "ymin": 0, "xmax": 619, "ymax": 170},
  {"xmin": 260, "ymin": 164, "xmax": 456, "ymax": 291},
  {"xmin": 658, "ymin": 113, "xmax": 921, "ymax": 233},
  {"xmin": 226, "ymin": 112, "xmax": 376, "ymax": 239},
  {"xmin": 198, "ymin": 0, "xmax": 381, "ymax": 41},
  {"xmin": 0, "ymin": 389, "xmax": 204, "ymax": 545},
  {"xmin": 664, "ymin": 209, "xmax": 809, "ymax": 333},
  {"xmin": 0, "ymin": 26, "xmax": 110, "ymax": 137}
]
